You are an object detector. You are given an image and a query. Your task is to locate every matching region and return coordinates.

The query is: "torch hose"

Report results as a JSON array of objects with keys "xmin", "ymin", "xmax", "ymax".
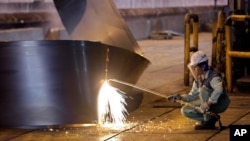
[
  {"xmin": 109, "ymin": 79, "xmax": 210, "ymax": 110},
  {"xmin": 108, "ymin": 79, "xmax": 208, "ymax": 109},
  {"xmin": 108, "ymin": 79, "xmax": 192, "ymax": 106},
  {"xmin": 108, "ymin": 79, "xmax": 167, "ymax": 98}
]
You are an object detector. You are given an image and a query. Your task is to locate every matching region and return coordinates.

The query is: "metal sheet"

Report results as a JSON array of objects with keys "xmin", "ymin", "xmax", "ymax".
[
  {"xmin": 0, "ymin": 40, "xmax": 150, "ymax": 128},
  {"xmin": 53, "ymin": 0, "xmax": 143, "ymax": 55}
]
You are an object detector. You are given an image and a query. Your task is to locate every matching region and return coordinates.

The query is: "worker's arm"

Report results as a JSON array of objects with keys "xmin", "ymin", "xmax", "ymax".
[
  {"xmin": 167, "ymin": 80, "xmax": 199, "ymax": 102},
  {"xmin": 181, "ymin": 80, "xmax": 200, "ymax": 102},
  {"xmin": 208, "ymin": 76, "xmax": 223, "ymax": 104}
]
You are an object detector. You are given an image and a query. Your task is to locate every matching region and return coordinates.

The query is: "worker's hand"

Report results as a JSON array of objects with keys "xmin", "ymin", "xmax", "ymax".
[
  {"xmin": 167, "ymin": 94, "xmax": 182, "ymax": 103},
  {"xmin": 198, "ymin": 102, "xmax": 210, "ymax": 113}
]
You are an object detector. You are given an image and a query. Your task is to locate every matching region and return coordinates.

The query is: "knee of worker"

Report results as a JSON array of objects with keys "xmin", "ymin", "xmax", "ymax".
[{"xmin": 181, "ymin": 105, "xmax": 192, "ymax": 117}]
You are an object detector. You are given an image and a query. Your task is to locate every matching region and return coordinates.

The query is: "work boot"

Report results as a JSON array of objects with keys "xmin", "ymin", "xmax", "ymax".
[{"xmin": 194, "ymin": 115, "xmax": 220, "ymax": 130}]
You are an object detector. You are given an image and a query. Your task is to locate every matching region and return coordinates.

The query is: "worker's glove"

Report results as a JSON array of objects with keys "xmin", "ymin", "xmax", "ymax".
[
  {"xmin": 198, "ymin": 102, "xmax": 210, "ymax": 114},
  {"xmin": 167, "ymin": 94, "xmax": 182, "ymax": 103}
]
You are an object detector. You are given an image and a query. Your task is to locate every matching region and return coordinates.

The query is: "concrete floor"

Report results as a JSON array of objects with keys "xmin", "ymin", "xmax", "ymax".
[{"xmin": 1, "ymin": 32, "xmax": 250, "ymax": 141}]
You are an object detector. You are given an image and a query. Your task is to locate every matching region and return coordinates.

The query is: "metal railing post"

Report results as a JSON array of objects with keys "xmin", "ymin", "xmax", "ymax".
[
  {"xmin": 184, "ymin": 13, "xmax": 199, "ymax": 86},
  {"xmin": 212, "ymin": 11, "xmax": 226, "ymax": 72},
  {"xmin": 225, "ymin": 15, "xmax": 250, "ymax": 92}
]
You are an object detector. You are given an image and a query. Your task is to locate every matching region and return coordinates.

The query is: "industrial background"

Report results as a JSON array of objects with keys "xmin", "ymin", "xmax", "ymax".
[
  {"xmin": 0, "ymin": 0, "xmax": 227, "ymax": 40},
  {"xmin": 1, "ymin": 0, "xmax": 250, "ymax": 141}
]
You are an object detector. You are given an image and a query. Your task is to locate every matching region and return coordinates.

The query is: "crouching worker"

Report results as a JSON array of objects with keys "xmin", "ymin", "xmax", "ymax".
[{"xmin": 167, "ymin": 51, "xmax": 230, "ymax": 130}]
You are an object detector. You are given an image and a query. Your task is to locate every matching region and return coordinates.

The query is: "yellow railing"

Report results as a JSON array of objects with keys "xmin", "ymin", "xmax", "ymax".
[
  {"xmin": 184, "ymin": 13, "xmax": 199, "ymax": 86},
  {"xmin": 225, "ymin": 15, "xmax": 250, "ymax": 92},
  {"xmin": 212, "ymin": 11, "xmax": 226, "ymax": 72}
]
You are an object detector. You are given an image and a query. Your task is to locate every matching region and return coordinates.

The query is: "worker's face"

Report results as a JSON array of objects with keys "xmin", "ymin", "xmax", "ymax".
[
  {"xmin": 188, "ymin": 65, "xmax": 202, "ymax": 81},
  {"xmin": 194, "ymin": 66, "xmax": 202, "ymax": 75}
]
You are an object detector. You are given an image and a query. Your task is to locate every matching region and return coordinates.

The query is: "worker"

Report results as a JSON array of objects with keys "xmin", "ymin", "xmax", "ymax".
[{"xmin": 167, "ymin": 50, "xmax": 230, "ymax": 130}]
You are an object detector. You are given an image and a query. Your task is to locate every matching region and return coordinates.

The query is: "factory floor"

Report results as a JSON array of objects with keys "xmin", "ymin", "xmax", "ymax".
[{"xmin": 1, "ymin": 32, "xmax": 250, "ymax": 141}]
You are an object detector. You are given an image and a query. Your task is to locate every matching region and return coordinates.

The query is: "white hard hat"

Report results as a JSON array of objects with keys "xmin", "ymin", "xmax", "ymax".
[{"xmin": 189, "ymin": 51, "xmax": 208, "ymax": 67}]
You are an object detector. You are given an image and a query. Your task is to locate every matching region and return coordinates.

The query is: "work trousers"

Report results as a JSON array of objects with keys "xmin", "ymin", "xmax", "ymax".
[{"xmin": 180, "ymin": 87, "xmax": 230, "ymax": 121}]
